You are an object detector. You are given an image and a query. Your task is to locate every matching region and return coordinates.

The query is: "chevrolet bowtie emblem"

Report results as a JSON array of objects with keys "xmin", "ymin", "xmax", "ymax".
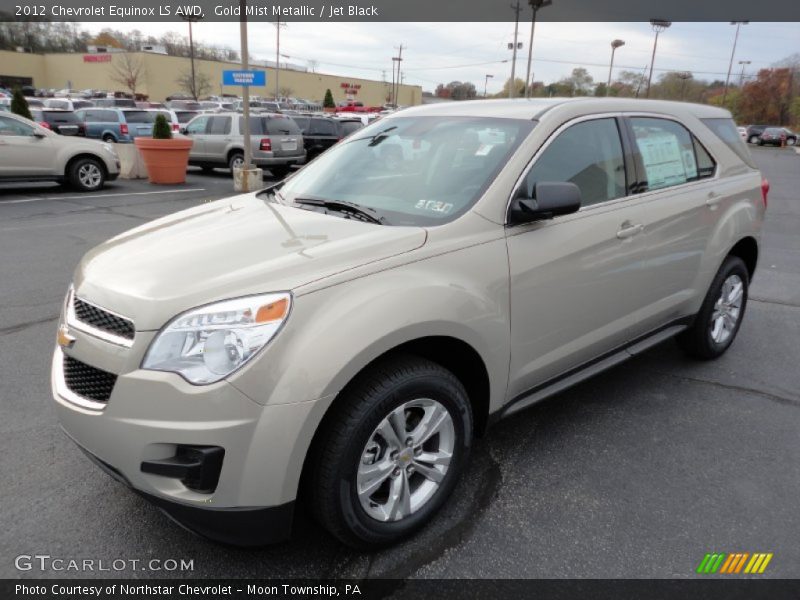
[{"xmin": 57, "ymin": 324, "xmax": 76, "ymax": 349}]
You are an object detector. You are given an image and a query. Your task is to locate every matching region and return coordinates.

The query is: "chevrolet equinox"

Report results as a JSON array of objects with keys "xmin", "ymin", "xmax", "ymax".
[{"xmin": 52, "ymin": 98, "xmax": 766, "ymax": 548}]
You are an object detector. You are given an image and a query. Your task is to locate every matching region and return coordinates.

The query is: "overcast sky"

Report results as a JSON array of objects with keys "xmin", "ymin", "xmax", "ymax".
[{"xmin": 84, "ymin": 21, "xmax": 800, "ymax": 94}]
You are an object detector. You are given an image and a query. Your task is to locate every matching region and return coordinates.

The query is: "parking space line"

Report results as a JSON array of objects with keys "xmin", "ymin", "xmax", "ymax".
[{"xmin": 0, "ymin": 188, "xmax": 207, "ymax": 205}]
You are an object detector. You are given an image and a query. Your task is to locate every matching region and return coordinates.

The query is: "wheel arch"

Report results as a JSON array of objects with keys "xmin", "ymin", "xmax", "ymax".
[
  {"xmin": 64, "ymin": 153, "xmax": 107, "ymax": 179},
  {"xmin": 727, "ymin": 236, "xmax": 758, "ymax": 280}
]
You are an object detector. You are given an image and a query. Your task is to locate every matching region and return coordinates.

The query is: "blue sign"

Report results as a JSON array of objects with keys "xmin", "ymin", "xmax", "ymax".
[{"xmin": 222, "ymin": 70, "xmax": 266, "ymax": 87}]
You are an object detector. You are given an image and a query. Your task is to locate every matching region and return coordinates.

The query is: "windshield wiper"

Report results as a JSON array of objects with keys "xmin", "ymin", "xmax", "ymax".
[
  {"xmin": 293, "ymin": 198, "xmax": 389, "ymax": 225},
  {"xmin": 364, "ymin": 126, "xmax": 398, "ymax": 147}
]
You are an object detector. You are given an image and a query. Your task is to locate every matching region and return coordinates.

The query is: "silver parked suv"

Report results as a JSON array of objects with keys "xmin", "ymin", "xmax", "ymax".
[
  {"xmin": 184, "ymin": 112, "xmax": 305, "ymax": 178},
  {"xmin": 52, "ymin": 98, "xmax": 765, "ymax": 548}
]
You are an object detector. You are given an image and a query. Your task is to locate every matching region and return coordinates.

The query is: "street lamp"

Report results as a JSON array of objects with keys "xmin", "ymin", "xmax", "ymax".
[
  {"xmin": 645, "ymin": 19, "xmax": 671, "ymax": 98},
  {"xmin": 738, "ymin": 60, "xmax": 752, "ymax": 87},
  {"xmin": 181, "ymin": 14, "xmax": 202, "ymax": 100},
  {"xmin": 484, "ymin": 74, "xmax": 494, "ymax": 97},
  {"xmin": 607, "ymin": 39, "xmax": 625, "ymax": 95},
  {"xmin": 523, "ymin": 0, "xmax": 552, "ymax": 99},
  {"xmin": 723, "ymin": 21, "xmax": 749, "ymax": 105}
]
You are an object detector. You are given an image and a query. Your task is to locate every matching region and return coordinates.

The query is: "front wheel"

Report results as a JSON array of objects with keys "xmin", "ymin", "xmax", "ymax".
[
  {"xmin": 677, "ymin": 256, "xmax": 749, "ymax": 360},
  {"xmin": 309, "ymin": 355, "xmax": 473, "ymax": 548},
  {"xmin": 68, "ymin": 157, "xmax": 105, "ymax": 192}
]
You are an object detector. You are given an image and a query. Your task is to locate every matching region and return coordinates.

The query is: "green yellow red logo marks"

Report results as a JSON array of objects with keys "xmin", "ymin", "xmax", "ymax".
[{"xmin": 697, "ymin": 552, "xmax": 773, "ymax": 574}]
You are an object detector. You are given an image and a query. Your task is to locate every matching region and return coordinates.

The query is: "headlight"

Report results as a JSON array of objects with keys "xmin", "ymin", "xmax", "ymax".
[{"xmin": 142, "ymin": 293, "xmax": 291, "ymax": 384}]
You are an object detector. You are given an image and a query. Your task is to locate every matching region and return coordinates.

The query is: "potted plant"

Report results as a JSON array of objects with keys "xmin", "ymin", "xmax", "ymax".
[{"xmin": 134, "ymin": 114, "xmax": 193, "ymax": 185}]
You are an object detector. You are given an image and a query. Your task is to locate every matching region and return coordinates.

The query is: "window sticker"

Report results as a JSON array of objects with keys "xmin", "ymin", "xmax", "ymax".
[
  {"xmin": 635, "ymin": 131, "xmax": 689, "ymax": 190},
  {"xmin": 415, "ymin": 199, "xmax": 454, "ymax": 214},
  {"xmin": 681, "ymin": 148, "xmax": 698, "ymax": 180}
]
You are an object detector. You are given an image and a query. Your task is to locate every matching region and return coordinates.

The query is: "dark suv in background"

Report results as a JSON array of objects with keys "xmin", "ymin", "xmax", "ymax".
[
  {"xmin": 290, "ymin": 116, "xmax": 364, "ymax": 160},
  {"xmin": 29, "ymin": 109, "xmax": 85, "ymax": 136}
]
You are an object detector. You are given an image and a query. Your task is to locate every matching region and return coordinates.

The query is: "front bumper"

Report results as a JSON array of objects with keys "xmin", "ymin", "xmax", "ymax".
[
  {"xmin": 51, "ymin": 313, "xmax": 319, "ymax": 545},
  {"xmin": 75, "ymin": 440, "xmax": 294, "ymax": 546}
]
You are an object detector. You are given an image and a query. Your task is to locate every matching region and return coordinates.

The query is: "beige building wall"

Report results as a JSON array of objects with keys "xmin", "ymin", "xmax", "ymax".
[{"xmin": 0, "ymin": 50, "xmax": 421, "ymax": 106}]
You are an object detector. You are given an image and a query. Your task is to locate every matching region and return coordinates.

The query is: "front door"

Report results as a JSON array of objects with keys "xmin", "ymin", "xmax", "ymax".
[
  {"xmin": 506, "ymin": 116, "xmax": 651, "ymax": 399},
  {"xmin": 0, "ymin": 115, "xmax": 54, "ymax": 177}
]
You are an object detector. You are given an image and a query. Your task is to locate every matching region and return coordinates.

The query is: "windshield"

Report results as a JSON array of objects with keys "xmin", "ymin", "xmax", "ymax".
[{"xmin": 275, "ymin": 116, "xmax": 534, "ymax": 226}]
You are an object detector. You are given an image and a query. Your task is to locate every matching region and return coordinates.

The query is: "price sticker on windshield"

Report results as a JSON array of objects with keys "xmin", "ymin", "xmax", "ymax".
[{"xmin": 416, "ymin": 200, "xmax": 454, "ymax": 214}]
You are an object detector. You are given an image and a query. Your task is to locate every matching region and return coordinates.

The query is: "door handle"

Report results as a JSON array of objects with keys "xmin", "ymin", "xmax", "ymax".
[
  {"xmin": 616, "ymin": 221, "xmax": 644, "ymax": 239},
  {"xmin": 706, "ymin": 191, "xmax": 720, "ymax": 210}
]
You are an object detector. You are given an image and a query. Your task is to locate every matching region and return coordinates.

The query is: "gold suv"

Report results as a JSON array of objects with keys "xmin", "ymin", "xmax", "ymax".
[{"xmin": 52, "ymin": 98, "xmax": 765, "ymax": 548}]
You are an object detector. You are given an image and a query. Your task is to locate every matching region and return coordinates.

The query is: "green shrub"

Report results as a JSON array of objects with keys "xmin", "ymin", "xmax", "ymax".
[
  {"xmin": 323, "ymin": 88, "xmax": 335, "ymax": 108},
  {"xmin": 152, "ymin": 113, "xmax": 172, "ymax": 139},
  {"xmin": 10, "ymin": 88, "xmax": 32, "ymax": 120}
]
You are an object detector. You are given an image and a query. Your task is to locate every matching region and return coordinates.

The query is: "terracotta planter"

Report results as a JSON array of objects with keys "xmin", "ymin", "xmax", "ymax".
[{"xmin": 134, "ymin": 137, "xmax": 193, "ymax": 185}]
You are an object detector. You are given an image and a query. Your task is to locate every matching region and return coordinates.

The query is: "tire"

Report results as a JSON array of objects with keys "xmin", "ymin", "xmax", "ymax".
[
  {"xmin": 269, "ymin": 165, "xmax": 291, "ymax": 180},
  {"xmin": 228, "ymin": 152, "xmax": 244, "ymax": 172},
  {"xmin": 788, "ymin": 137, "xmax": 797, "ymax": 146},
  {"xmin": 67, "ymin": 157, "xmax": 106, "ymax": 192},
  {"xmin": 309, "ymin": 355, "xmax": 473, "ymax": 548},
  {"xmin": 677, "ymin": 255, "xmax": 749, "ymax": 360},
  {"xmin": 748, "ymin": 135, "xmax": 760, "ymax": 144},
  {"xmin": 102, "ymin": 134, "xmax": 116, "ymax": 143}
]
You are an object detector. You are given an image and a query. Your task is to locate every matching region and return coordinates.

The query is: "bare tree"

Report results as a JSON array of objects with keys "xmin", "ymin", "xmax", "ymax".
[
  {"xmin": 176, "ymin": 69, "xmax": 212, "ymax": 99},
  {"xmin": 307, "ymin": 59, "xmax": 319, "ymax": 73},
  {"xmin": 109, "ymin": 53, "xmax": 144, "ymax": 96},
  {"xmin": 278, "ymin": 86, "xmax": 294, "ymax": 99}
]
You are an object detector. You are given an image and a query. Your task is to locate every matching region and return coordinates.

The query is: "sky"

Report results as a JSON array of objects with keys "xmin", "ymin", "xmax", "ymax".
[{"xmin": 83, "ymin": 21, "xmax": 800, "ymax": 94}]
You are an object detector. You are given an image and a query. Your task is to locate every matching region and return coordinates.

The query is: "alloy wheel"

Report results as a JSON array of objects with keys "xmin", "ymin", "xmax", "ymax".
[
  {"xmin": 356, "ymin": 398, "xmax": 455, "ymax": 522},
  {"xmin": 78, "ymin": 163, "xmax": 102, "ymax": 189},
  {"xmin": 710, "ymin": 274, "xmax": 744, "ymax": 344}
]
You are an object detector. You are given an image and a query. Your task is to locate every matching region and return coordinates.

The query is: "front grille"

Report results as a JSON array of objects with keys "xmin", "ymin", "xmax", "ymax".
[
  {"xmin": 63, "ymin": 355, "xmax": 117, "ymax": 404},
  {"xmin": 73, "ymin": 296, "xmax": 135, "ymax": 340}
]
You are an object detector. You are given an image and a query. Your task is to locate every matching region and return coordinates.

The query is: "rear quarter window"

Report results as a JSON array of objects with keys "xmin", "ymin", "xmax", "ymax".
[{"xmin": 701, "ymin": 118, "xmax": 757, "ymax": 169}]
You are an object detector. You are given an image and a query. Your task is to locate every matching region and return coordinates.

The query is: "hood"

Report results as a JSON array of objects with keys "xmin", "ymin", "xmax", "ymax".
[{"xmin": 74, "ymin": 194, "xmax": 426, "ymax": 330}]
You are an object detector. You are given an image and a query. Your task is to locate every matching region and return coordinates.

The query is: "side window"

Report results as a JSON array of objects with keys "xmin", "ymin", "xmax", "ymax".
[
  {"xmin": 525, "ymin": 118, "xmax": 626, "ymax": 207},
  {"xmin": 0, "ymin": 116, "xmax": 34, "ymax": 136},
  {"xmin": 629, "ymin": 117, "xmax": 709, "ymax": 191},
  {"xmin": 99, "ymin": 110, "xmax": 118, "ymax": 122},
  {"xmin": 186, "ymin": 116, "xmax": 210, "ymax": 135},
  {"xmin": 207, "ymin": 116, "xmax": 231, "ymax": 135}
]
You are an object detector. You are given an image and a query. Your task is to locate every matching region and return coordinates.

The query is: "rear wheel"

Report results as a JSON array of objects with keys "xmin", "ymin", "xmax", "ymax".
[
  {"xmin": 309, "ymin": 355, "xmax": 473, "ymax": 548},
  {"xmin": 228, "ymin": 152, "xmax": 244, "ymax": 172},
  {"xmin": 68, "ymin": 157, "xmax": 105, "ymax": 192},
  {"xmin": 677, "ymin": 256, "xmax": 749, "ymax": 360},
  {"xmin": 102, "ymin": 134, "xmax": 116, "ymax": 143},
  {"xmin": 748, "ymin": 135, "xmax": 760, "ymax": 144}
]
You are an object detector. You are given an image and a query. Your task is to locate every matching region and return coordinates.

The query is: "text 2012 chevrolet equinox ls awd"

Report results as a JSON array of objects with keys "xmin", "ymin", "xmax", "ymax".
[{"xmin": 52, "ymin": 98, "xmax": 766, "ymax": 548}]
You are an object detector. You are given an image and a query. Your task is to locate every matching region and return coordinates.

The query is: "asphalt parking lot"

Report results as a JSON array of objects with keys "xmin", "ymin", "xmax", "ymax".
[{"xmin": 1, "ymin": 148, "xmax": 798, "ymax": 579}]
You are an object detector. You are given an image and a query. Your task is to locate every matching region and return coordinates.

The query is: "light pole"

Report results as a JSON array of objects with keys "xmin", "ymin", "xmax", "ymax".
[
  {"xmin": 723, "ymin": 21, "xmax": 748, "ymax": 105},
  {"xmin": 484, "ymin": 74, "xmax": 494, "ymax": 97},
  {"xmin": 738, "ymin": 60, "xmax": 752, "ymax": 88},
  {"xmin": 523, "ymin": 0, "xmax": 552, "ymax": 98},
  {"xmin": 607, "ymin": 39, "xmax": 625, "ymax": 95},
  {"xmin": 239, "ymin": 0, "xmax": 252, "ymax": 181},
  {"xmin": 182, "ymin": 14, "xmax": 202, "ymax": 99},
  {"xmin": 509, "ymin": 1, "xmax": 522, "ymax": 98},
  {"xmin": 272, "ymin": 17, "xmax": 287, "ymax": 100},
  {"xmin": 646, "ymin": 19, "xmax": 671, "ymax": 98}
]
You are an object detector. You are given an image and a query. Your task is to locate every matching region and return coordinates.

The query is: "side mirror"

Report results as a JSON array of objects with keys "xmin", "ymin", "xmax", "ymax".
[
  {"xmin": 33, "ymin": 130, "xmax": 47, "ymax": 138},
  {"xmin": 508, "ymin": 181, "xmax": 581, "ymax": 224}
]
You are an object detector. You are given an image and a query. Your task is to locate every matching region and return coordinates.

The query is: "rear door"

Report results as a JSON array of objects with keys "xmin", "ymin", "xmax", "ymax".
[
  {"xmin": 506, "ymin": 116, "xmax": 652, "ymax": 397},
  {"xmin": 204, "ymin": 116, "xmax": 233, "ymax": 161},
  {"xmin": 622, "ymin": 115, "xmax": 720, "ymax": 330}
]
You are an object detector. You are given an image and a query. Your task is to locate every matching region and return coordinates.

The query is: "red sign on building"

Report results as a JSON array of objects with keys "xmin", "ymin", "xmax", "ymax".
[{"xmin": 83, "ymin": 54, "xmax": 112, "ymax": 63}]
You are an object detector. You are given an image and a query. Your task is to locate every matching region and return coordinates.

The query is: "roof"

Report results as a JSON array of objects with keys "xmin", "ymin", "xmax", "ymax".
[{"xmin": 394, "ymin": 97, "xmax": 731, "ymax": 121}]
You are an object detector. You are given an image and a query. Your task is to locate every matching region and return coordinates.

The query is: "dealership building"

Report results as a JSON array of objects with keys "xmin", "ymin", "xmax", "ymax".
[{"xmin": 0, "ymin": 48, "xmax": 422, "ymax": 106}]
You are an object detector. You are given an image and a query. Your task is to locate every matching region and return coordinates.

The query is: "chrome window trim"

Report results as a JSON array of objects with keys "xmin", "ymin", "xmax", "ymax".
[
  {"xmin": 504, "ymin": 111, "xmax": 721, "ymax": 225},
  {"xmin": 66, "ymin": 287, "xmax": 135, "ymax": 349},
  {"xmin": 52, "ymin": 346, "xmax": 108, "ymax": 412}
]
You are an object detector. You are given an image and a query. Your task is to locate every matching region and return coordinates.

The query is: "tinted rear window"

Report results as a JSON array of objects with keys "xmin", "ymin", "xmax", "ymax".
[
  {"xmin": 43, "ymin": 111, "xmax": 78, "ymax": 123},
  {"xmin": 340, "ymin": 121, "xmax": 364, "ymax": 136},
  {"xmin": 123, "ymin": 111, "xmax": 156, "ymax": 123},
  {"xmin": 238, "ymin": 116, "xmax": 301, "ymax": 135},
  {"xmin": 175, "ymin": 111, "xmax": 199, "ymax": 123},
  {"xmin": 701, "ymin": 118, "xmax": 756, "ymax": 168}
]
